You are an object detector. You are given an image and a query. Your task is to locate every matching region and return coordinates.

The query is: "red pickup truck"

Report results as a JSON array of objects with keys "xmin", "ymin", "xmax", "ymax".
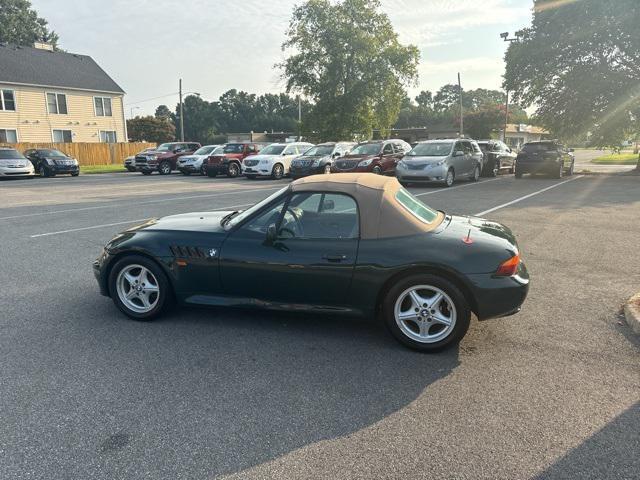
[
  {"xmin": 134, "ymin": 142, "xmax": 201, "ymax": 175},
  {"xmin": 204, "ymin": 143, "xmax": 266, "ymax": 178}
]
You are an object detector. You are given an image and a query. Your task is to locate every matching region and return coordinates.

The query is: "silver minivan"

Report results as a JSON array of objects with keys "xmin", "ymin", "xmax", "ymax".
[{"xmin": 396, "ymin": 139, "xmax": 484, "ymax": 187}]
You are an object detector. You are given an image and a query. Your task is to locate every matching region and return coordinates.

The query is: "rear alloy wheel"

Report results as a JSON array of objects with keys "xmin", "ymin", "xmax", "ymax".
[
  {"xmin": 227, "ymin": 162, "xmax": 240, "ymax": 178},
  {"xmin": 159, "ymin": 161, "xmax": 171, "ymax": 175},
  {"xmin": 383, "ymin": 274, "xmax": 470, "ymax": 352},
  {"xmin": 472, "ymin": 165, "xmax": 481, "ymax": 182},
  {"xmin": 445, "ymin": 168, "xmax": 455, "ymax": 187},
  {"xmin": 272, "ymin": 163, "xmax": 284, "ymax": 180},
  {"xmin": 109, "ymin": 256, "xmax": 171, "ymax": 320},
  {"xmin": 372, "ymin": 165, "xmax": 383, "ymax": 175}
]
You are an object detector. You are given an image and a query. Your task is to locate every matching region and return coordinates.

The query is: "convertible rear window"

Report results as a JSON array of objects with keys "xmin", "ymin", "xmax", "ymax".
[{"xmin": 395, "ymin": 188, "xmax": 439, "ymax": 224}]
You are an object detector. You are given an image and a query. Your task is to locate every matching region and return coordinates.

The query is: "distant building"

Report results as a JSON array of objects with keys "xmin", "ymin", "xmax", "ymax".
[
  {"xmin": 503, "ymin": 124, "xmax": 550, "ymax": 150},
  {"xmin": 0, "ymin": 43, "xmax": 126, "ymax": 144}
]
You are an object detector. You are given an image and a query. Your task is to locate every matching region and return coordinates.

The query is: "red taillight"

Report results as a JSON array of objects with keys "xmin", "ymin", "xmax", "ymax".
[{"xmin": 496, "ymin": 254, "xmax": 520, "ymax": 276}]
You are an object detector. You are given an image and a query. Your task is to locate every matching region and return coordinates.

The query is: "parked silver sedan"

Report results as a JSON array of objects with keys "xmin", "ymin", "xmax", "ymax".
[
  {"xmin": 0, "ymin": 147, "xmax": 35, "ymax": 178},
  {"xmin": 396, "ymin": 139, "xmax": 483, "ymax": 187}
]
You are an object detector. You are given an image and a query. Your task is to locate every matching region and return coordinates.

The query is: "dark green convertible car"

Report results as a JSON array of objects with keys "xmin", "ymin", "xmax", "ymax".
[{"xmin": 94, "ymin": 173, "xmax": 529, "ymax": 352}]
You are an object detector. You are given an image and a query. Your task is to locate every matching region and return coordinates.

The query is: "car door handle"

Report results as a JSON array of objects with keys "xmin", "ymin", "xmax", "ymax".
[{"xmin": 322, "ymin": 254, "xmax": 347, "ymax": 262}]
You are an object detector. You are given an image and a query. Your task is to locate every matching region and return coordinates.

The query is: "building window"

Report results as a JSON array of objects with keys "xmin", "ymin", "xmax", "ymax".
[
  {"xmin": 0, "ymin": 129, "xmax": 18, "ymax": 143},
  {"xmin": 0, "ymin": 90, "xmax": 16, "ymax": 111},
  {"xmin": 52, "ymin": 129, "xmax": 73, "ymax": 143},
  {"xmin": 94, "ymin": 97, "xmax": 113, "ymax": 117},
  {"xmin": 100, "ymin": 130, "xmax": 117, "ymax": 143},
  {"xmin": 46, "ymin": 93, "xmax": 68, "ymax": 114}
]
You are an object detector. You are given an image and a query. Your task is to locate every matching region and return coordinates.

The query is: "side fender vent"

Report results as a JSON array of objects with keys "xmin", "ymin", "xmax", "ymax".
[{"xmin": 170, "ymin": 246, "xmax": 205, "ymax": 259}]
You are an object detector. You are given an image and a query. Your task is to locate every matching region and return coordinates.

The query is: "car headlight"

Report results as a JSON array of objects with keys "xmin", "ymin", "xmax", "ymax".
[
  {"xmin": 433, "ymin": 159, "xmax": 446, "ymax": 166},
  {"xmin": 358, "ymin": 159, "xmax": 373, "ymax": 167},
  {"xmin": 398, "ymin": 160, "xmax": 406, "ymax": 168},
  {"xmin": 311, "ymin": 159, "xmax": 321, "ymax": 167},
  {"xmin": 72, "ymin": 158, "xmax": 79, "ymax": 165}
]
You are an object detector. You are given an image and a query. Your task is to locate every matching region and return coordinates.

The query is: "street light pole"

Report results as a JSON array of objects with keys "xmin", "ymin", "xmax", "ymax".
[{"xmin": 179, "ymin": 78, "xmax": 184, "ymax": 142}]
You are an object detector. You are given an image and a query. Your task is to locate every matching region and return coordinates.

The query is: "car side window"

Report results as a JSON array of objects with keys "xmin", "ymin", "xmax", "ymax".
[
  {"xmin": 383, "ymin": 143, "xmax": 393, "ymax": 154},
  {"xmin": 284, "ymin": 192, "xmax": 359, "ymax": 240},
  {"xmin": 283, "ymin": 146, "xmax": 296, "ymax": 155}
]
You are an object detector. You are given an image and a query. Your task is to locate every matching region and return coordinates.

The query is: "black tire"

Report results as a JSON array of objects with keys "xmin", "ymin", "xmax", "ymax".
[
  {"xmin": 472, "ymin": 165, "xmax": 481, "ymax": 182},
  {"xmin": 206, "ymin": 168, "xmax": 218, "ymax": 178},
  {"xmin": 272, "ymin": 163, "xmax": 284, "ymax": 180},
  {"xmin": 200, "ymin": 165, "xmax": 207, "ymax": 176},
  {"xmin": 227, "ymin": 162, "xmax": 240, "ymax": 178},
  {"xmin": 108, "ymin": 255, "xmax": 172, "ymax": 321},
  {"xmin": 372, "ymin": 165, "xmax": 383, "ymax": 175},
  {"xmin": 142, "ymin": 171, "xmax": 152, "ymax": 176},
  {"xmin": 444, "ymin": 168, "xmax": 454, "ymax": 187},
  {"xmin": 39, "ymin": 167, "xmax": 48, "ymax": 178},
  {"xmin": 555, "ymin": 163, "xmax": 564, "ymax": 179},
  {"xmin": 382, "ymin": 273, "xmax": 471, "ymax": 352},
  {"xmin": 158, "ymin": 161, "xmax": 171, "ymax": 175}
]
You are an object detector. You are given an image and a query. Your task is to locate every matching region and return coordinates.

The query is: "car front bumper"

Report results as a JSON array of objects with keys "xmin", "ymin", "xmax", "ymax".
[
  {"xmin": 290, "ymin": 165, "xmax": 325, "ymax": 178},
  {"xmin": 396, "ymin": 164, "xmax": 448, "ymax": 183},
  {"xmin": 177, "ymin": 163, "xmax": 201, "ymax": 173},
  {"xmin": 242, "ymin": 165, "xmax": 273, "ymax": 176},
  {"xmin": 0, "ymin": 166, "xmax": 35, "ymax": 177}
]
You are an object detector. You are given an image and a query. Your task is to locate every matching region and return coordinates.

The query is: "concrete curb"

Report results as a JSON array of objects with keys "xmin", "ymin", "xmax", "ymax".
[{"xmin": 623, "ymin": 292, "xmax": 640, "ymax": 335}]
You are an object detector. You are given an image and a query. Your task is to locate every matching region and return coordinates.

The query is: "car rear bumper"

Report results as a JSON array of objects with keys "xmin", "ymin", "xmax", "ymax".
[
  {"xmin": 468, "ymin": 262, "xmax": 530, "ymax": 320},
  {"xmin": 516, "ymin": 161, "xmax": 560, "ymax": 174}
]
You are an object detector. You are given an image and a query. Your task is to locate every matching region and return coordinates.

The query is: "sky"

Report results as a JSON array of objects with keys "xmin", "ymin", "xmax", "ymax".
[{"xmin": 32, "ymin": 0, "xmax": 534, "ymax": 117}]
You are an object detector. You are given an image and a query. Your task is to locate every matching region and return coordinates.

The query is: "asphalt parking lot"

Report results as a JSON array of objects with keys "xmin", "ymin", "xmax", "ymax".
[{"xmin": 1, "ymin": 172, "xmax": 639, "ymax": 479}]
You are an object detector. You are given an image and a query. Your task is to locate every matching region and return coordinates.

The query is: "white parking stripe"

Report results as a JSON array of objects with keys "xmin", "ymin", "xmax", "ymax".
[
  {"xmin": 474, "ymin": 176, "xmax": 583, "ymax": 217},
  {"xmin": 29, "ymin": 203, "xmax": 254, "ymax": 238},
  {"xmin": 0, "ymin": 186, "xmax": 283, "ymax": 221},
  {"xmin": 413, "ymin": 177, "xmax": 503, "ymax": 197}
]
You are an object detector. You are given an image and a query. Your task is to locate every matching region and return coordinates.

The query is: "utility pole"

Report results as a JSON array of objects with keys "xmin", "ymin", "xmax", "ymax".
[
  {"xmin": 179, "ymin": 78, "xmax": 184, "ymax": 142},
  {"xmin": 504, "ymin": 90, "xmax": 510, "ymax": 142},
  {"xmin": 458, "ymin": 72, "xmax": 464, "ymax": 137}
]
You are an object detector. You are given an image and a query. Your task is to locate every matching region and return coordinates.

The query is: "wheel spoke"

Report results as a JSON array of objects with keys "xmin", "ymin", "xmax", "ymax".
[
  {"xmin": 432, "ymin": 311, "xmax": 452, "ymax": 326},
  {"xmin": 428, "ymin": 292, "xmax": 443, "ymax": 309},
  {"xmin": 398, "ymin": 311, "xmax": 420, "ymax": 323},
  {"xmin": 144, "ymin": 284, "xmax": 159, "ymax": 293},
  {"xmin": 123, "ymin": 271, "xmax": 137, "ymax": 285},
  {"xmin": 409, "ymin": 290, "xmax": 426, "ymax": 309},
  {"xmin": 139, "ymin": 292, "xmax": 151, "ymax": 309},
  {"xmin": 125, "ymin": 289, "xmax": 137, "ymax": 300},
  {"xmin": 418, "ymin": 320, "xmax": 429, "ymax": 337}
]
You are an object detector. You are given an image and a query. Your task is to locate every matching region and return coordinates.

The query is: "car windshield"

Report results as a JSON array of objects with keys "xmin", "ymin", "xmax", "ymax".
[
  {"xmin": 156, "ymin": 143, "xmax": 177, "ymax": 152},
  {"xmin": 260, "ymin": 145, "xmax": 286, "ymax": 155},
  {"xmin": 350, "ymin": 144, "xmax": 381, "ymax": 155},
  {"xmin": 39, "ymin": 149, "xmax": 67, "ymax": 158},
  {"xmin": 395, "ymin": 188, "xmax": 439, "ymax": 224},
  {"xmin": 0, "ymin": 150, "xmax": 24, "ymax": 159},
  {"xmin": 223, "ymin": 186, "xmax": 289, "ymax": 230},
  {"xmin": 194, "ymin": 146, "xmax": 216, "ymax": 155},
  {"xmin": 212, "ymin": 146, "xmax": 225, "ymax": 154},
  {"xmin": 303, "ymin": 145, "xmax": 334, "ymax": 156},
  {"xmin": 522, "ymin": 143, "xmax": 556, "ymax": 152},
  {"xmin": 407, "ymin": 142, "xmax": 453, "ymax": 157},
  {"xmin": 223, "ymin": 144, "xmax": 244, "ymax": 153}
]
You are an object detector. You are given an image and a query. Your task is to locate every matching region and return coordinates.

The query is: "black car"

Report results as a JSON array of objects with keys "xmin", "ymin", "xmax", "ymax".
[
  {"xmin": 93, "ymin": 173, "xmax": 529, "ymax": 352},
  {"xmin": 289, "ymin": 142, "xmax": 356, "ymax": 179},
  {"xmin": 515, "ymin": 141, "xmax": 575, "ymax": 178},
  {"xmin": 477, "ymin": 140, "xmax": 517, "ymax": 176},
  {"xmin": 24, "ymin": 148, "xmax": 79, "ymax": 177}
]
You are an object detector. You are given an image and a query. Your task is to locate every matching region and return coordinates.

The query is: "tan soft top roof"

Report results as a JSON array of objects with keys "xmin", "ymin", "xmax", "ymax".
[{"xmin": 290, "ymin": 173, "xmax": 444, "ymax": 239}]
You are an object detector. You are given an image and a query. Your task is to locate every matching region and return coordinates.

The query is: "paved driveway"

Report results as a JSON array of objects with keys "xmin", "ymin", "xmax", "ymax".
[{"xmin": 1, "ymin": 172, "xmax": 638, "ymax": 479}]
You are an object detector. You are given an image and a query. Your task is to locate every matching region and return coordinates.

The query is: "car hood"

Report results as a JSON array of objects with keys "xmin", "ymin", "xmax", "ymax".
[
  {"xmin": 0, "ymin": 158, "xmax": 30, "ymax": 166},
  {"xmin": 178, "ymin": 155, "xmax": 207, "ymax": 162},
  {"xmin": 140, "ymin": 150, "xmax": 172, "ymax": 157},
  {"xmin": 245, "ymin": 154, "xmax": 281, "ymax": 162},
  {"xmin": 403, "ymin": 155, "xmax": 448, "ymax": 163},
  {"xmin": 126, "ymin": 211, "xmax": 230, "ymax": 234},
  {"xmin": 293, "ymin": 155, "xmax": 328, "ymax": 162}
]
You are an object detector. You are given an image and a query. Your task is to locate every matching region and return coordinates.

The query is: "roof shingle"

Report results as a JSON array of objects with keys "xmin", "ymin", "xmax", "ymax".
[{"xmin": 0, "ymin": 44, "xmax": 124, "ymax": 94}]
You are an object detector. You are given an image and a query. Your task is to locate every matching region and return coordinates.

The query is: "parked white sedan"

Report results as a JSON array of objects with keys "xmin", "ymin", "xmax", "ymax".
[
  {"xmin": 0, "ymin": 147, "xmax": 35, "ymax": 178},
  {"xmin": 242, "ymin": 142, "xmax": 314, "ymax": 179}
]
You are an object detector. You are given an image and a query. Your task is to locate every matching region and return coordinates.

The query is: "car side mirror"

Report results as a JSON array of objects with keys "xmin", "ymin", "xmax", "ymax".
[
  {"xmin": 265, "ymin": 224, "xmax": 278, "ymax": 244},
  {"xmin": 453, "ymin": 150, "xmax": 464, "ymax": 157}
]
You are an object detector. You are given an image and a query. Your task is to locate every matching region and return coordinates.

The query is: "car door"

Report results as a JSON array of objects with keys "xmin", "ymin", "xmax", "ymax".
[
  {"xmin": 380, "ymin": 142, "xmax": 395, "ymax": 173},
  {"xmin": 220, "ymin": 191, "xmax": 359, "ymax": 306}
]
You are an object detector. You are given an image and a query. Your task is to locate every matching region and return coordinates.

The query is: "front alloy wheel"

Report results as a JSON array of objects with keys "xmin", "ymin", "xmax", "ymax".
[
  {"xmin": 272, "ymin": 163, "xmax": 284, "ymax": 180},
  {"xmin": 372, "ymin": 165, "xmax": 383, "ymax": 175},
  {"xmin": 159, "ymin": 161, "xmax": 171, "ymax": 175},
  {"xmin": 445, "ymin": 168, "xmax": 455, "ymax": 187},
  {"xmin": 109, "ymin": 256, "xmax": 170, "ymax": 320},
  {"xmin": 227, "ymin": 162, "xmax": 240, "ymax": 178},
  {"xmin": 383, "ymin": 274, "xmax": 470, "ymax": 352}
]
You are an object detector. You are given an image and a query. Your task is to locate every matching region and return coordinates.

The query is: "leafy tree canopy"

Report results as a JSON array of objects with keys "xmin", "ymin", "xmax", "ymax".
[
  {"xmin": 280, "ymin": 0, "xmax": 419, "ymax": 140},
  {"xmin": 504, "ymin": 0, "xmax": 640, "ymax": 148},
  {"xmin": 127, "ymin": 116, "xmax": 175, "ymax": 144},
  {"xmin": 0, "ymin": 0, "xmax": 59, "ymax": 48}
]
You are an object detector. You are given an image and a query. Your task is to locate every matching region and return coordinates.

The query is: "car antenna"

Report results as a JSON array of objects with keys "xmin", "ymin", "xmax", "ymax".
[{"xmin": 463, "ymin": 228, "xmax": 473, "ymax": 245}]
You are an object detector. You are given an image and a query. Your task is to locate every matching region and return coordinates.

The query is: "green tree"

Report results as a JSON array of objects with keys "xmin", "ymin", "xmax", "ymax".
[
  {"xmin": 154, "ymin": 105, "xmax": 172, "ymax": 122},
  {"xmin": 504, "ymin": 0, "xmax": 640, "ymax": 168},
  {"xmin": 0, "ymin": 0, "xmax": 59, "ymax": 48},
  {"xmin": 280, "ymin": 0, "xmax": 419, "ymax": 140},
  {"xmin": 173, "ymin": 94, "xmax": 220, "ymax": 144},
  {"xmin": 127, "ymin": 116, "xmax": 175, "ymax": 143}
]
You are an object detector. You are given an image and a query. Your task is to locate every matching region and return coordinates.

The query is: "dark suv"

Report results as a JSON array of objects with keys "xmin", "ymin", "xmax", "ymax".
[
  {"xmin": 289, "ymin": 142, "xmax": 356, "ymax": 179},
  {"xmin": 204, "ymin": 143, "xmax": 265, "ymax": 178},
  {"xmin": 477, "ymin": 140, "xmax": 517, "ymax": 176},
  {"xmin": 331, "ymin": 139, "xmax": 411, "ymax": 175},
  {"xmin": 515, "ymin": 141, "xmax": 575, "ymax": 178},
  {"xmin": 135, "ymin": 142, "xmax": 200, "ymax": 175}
]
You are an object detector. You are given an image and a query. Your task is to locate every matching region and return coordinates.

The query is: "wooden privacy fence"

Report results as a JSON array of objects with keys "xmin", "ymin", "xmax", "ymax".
[{"xmin": 0, "ymin": 142, "xmax": 156, "ymax": 166}]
